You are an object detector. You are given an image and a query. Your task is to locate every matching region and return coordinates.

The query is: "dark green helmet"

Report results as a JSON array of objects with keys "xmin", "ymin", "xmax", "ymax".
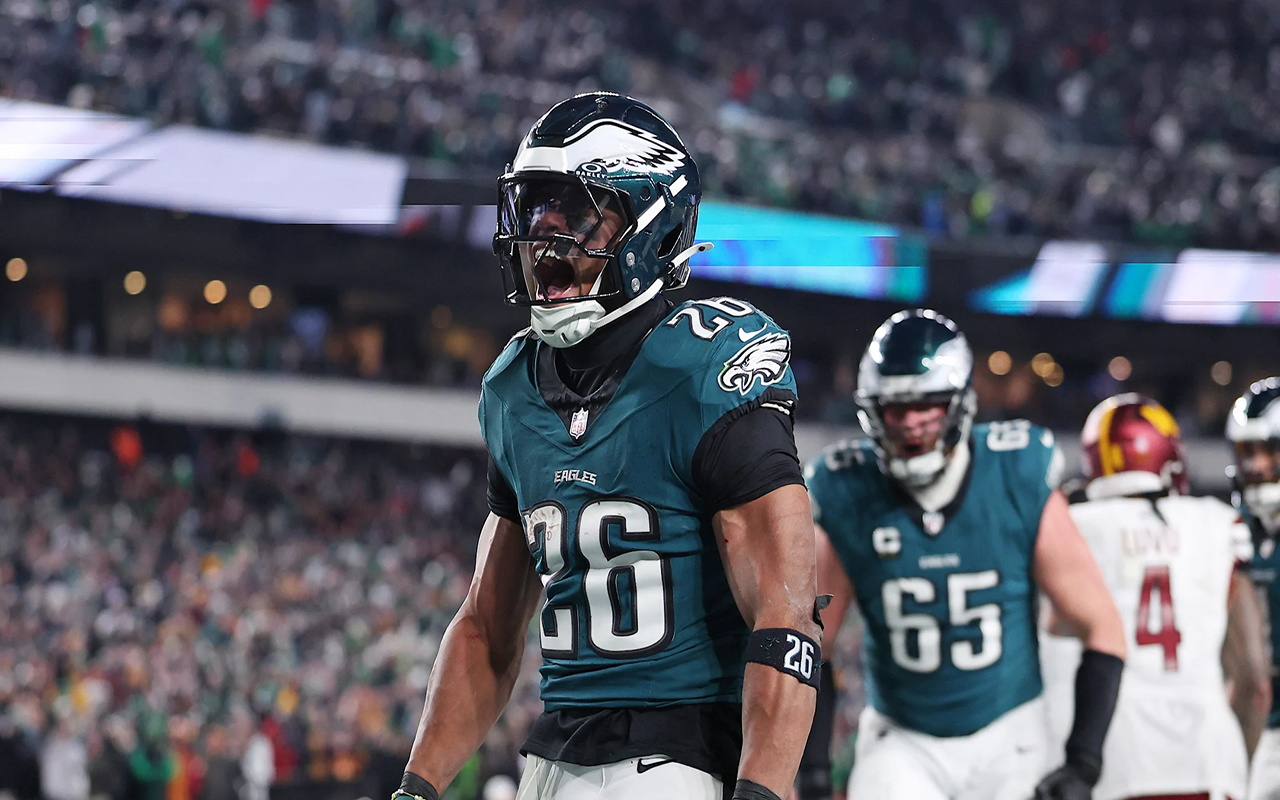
[
  {"xmin": 856, "ymin": 309, "xmax": 977, "ymax": 486},
  {"xmin": 493, "ymin": 93, "xmax": 707, "ymax": 347},
  {"xmin": 1227, "ymin": 377, "xmax": 1280, "ymax": 531}
]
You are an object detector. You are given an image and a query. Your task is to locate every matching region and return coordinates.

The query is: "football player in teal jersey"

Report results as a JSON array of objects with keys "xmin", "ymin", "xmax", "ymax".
[
  {"xmin": 798, "ymin": 310, "xmax": 1126, "ymax": 800},
  {"xmin": 1230, "ymin": 378, "xmax": 1280, "ymax": 800},
  {"xmin": 393, "ymin": 93, "xmax": 823, "ymax": 800}
]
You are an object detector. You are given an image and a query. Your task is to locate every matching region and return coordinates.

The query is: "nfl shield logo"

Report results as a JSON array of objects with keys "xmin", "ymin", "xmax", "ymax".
[
  {"xmin": 569, "ymin": 407, "xmax": 589, "ymax": 439},
  {"xmin": 922, "ymin": 511, "xmax": 945, "ymax": 536}
]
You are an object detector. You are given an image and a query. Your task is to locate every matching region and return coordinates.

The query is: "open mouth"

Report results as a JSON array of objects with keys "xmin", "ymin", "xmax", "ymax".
[
  {"xmin": 536, "ymin": 256, "xmax": 577, "ymax": 300},
  {"xmin": 896, "ymin": 439, "xmax": 928, "ymax": 458}
]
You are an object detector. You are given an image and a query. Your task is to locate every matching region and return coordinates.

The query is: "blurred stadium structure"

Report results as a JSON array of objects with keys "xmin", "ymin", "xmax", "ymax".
[{"xmin": 3, "ymin": 0, "xmax": 1280, "ymax": 797}]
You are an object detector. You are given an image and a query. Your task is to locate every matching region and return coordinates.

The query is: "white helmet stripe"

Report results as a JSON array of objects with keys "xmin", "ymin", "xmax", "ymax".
[
  {"xmin": 513, "ymin": 119, "xmax": 687, "ymax": 176},
  {"xmin": 634, "ymin": 195, "xmax": 667, "ymax": 232}
]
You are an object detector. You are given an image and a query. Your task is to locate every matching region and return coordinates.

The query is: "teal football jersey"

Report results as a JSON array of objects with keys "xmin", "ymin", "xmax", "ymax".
[
  {"xmin": 480, "ymin": 297, "xmax": 797, "ymax": 710},
  {"xmin": 1245, "ymin": 511, "xmax": 1280, "ymax": 728},
  {"xmin": 806, "ymin": 421, "xmax": 1061, "ymax": 737}
]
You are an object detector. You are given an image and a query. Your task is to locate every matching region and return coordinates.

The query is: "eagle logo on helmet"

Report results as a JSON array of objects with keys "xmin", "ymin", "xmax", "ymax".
[
  {"xmin": 514, "ymin": 120, "xmax": 688, "ymax": 178},
  {"xmin": 718, "ymin": 333, "xmax": 792, "ymax": 395}
]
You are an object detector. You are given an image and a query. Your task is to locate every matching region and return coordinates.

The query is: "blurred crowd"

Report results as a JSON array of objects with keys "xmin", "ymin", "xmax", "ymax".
[
  {"xmin": 4, "ymin": 0, "xmax": 1280, "ymax": 247},
  {"xmin": 0, "ymin": 407, "xmax": 876, "ymax": 800},
  {"xmin": 0, "ymin": 413, "xmax": 539, "ymax": 800}
]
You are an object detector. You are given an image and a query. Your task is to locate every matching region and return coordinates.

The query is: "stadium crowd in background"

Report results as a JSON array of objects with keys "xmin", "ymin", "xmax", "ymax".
[
  {"xmin": 0, "ymin": 413, "xmax": 551, "ymax": 800},
  {"xmin": 3, "ymin": 0, "xmax": 1280, "ymax": 247}
]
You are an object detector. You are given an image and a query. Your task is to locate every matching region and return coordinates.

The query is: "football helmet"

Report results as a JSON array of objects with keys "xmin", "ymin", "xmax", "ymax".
[
  {"xmin": 856, "ymin": 309, "xmax": 976, "ymax": 487},
  {"xmin": 1226, "ymin": 377, "xmax": 1280, "ymax": 532},
  {"xmin": 1080, "ymin": 393, "xmax": 1188, "ymax": 499},
  {"xmin": 493, "ymin": 92, "xmax": 710, "ymax": 347}
]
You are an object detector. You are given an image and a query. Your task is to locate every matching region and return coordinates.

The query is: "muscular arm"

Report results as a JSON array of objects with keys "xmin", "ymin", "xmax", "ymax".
[
  {"xmin": 715, "ymin": 483, "xmax": 821, "ymax": 798},
  {"xmin": 404, "ymin": 513, "xmax": 543, "ymax": 790},
  {"xmin": 813, "ymin": 523, "xmax": 855, "ymax": 661},
  {"xmin": 1033, "ymin": 490, "xmax": 1125, "ymax": 791},
  {"xmin": 1034, "ymin": 491, "xmax": 1126, "ymax": 658},
  {"xmin": 1223, "ymin": 570, "xmax": 1271, "ymax": 759}
]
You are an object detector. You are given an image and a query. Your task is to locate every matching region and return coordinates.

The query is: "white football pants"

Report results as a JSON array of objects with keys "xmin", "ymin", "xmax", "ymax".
[
  {"xmin": 1250, "ymin": 729, "xmax": 1280, "ymax": 800},
  {"xmin": 515, "ymin": 754, "xmax": 723, "ymax": 800},
  {"xmin": 847, "ymin": 696, "xmax": 1050, "ymax": 800}
]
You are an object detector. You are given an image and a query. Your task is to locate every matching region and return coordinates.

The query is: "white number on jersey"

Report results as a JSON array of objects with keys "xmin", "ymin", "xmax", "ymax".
[
  {"xmin": 525, "ymin": 499, "xmax": 672, "ymax": 657},
  {"xmin": 986, "ymin": 419, "xmax": 1032, "ymax": 451},
  {"xmin": 882, "ymin": 570, "xmax": 1003, "ymax": 673},
  {"xmin": 664, "ymin": 297, "xmax": 755, "ymax": 340}
]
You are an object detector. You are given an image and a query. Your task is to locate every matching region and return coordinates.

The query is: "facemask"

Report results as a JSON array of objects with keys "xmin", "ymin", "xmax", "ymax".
[
  {"xmin": 888, "ymin": 449, "xmax": 948, "ymax": 487},
  {"xmin": 530, "ymin": 278, "xmax": 664, "ymax": 348},
  {"xmin": 1245, "ymin": 481, "xmax": 1280, "ymax": 534}
]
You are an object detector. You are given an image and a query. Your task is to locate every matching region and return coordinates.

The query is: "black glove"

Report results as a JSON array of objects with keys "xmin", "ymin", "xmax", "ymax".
[
  {"xmin": 1033, "ymin": 764, "xmax": 1094, "ymax": 800},
  {"xmin": 732, "ymin": 779, "xmax": 782, "ymax": 800},
  {"xmin": 391, "ymin": 773, "xmax": 439, "ymax": 800},
  {"xmin": 796, "ymin": 763, "xmax": 832, "ymax": 800}
]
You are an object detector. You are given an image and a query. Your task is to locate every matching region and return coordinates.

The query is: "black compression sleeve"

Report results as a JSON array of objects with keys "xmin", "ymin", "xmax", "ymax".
[
  {"xmin": 693, "ymin": 391, "xmax": 804, "ymax": 511},
  {"xmin": 1065, "ymin": 649, "xmax": 1124, "ymax": 784},
  {"xmin": 797, "ymin": 661, "xmax": 835, "ymax": 799},
  {"xmin": 486, "ymin": 455, "xmax": 520, "ymax": 522}
]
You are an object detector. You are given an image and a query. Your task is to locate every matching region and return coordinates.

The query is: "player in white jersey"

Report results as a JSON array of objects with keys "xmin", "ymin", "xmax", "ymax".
[{"xmin": 1041, "ymin": 394, "xmax": 1269, "ymax": 800}]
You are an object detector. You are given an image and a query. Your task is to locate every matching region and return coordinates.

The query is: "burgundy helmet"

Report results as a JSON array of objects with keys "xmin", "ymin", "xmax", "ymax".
[{"xmin": 1081, "ymin": 393, "xmax": 1189, "ymax": 497}]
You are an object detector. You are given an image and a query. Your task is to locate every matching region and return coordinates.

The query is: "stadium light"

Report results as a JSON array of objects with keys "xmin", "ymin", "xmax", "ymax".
[
  {"xmin": 1044, "ymin": 364, "xmax": 1064, "ymax": 387},
  {"xmin": 123, "ymin": 271, "xmax": 146, "ymax": 295},
  {"xmin": 6, "ymin": 257, "xmax": 28, "ymax": 282},
  {"xmin": 249, "ymin": 285, "xmax": 272, "ymax": 309},
  {"xmin": 1108, "ymin": 356, "xmax": 1131, "ymax": 381},
  {"xmin": 204, "ymin": 280, "xmax": 227, "ymax": 305},
  {"xmin": 1031, "ymin": 352, "xmax": 1056, "ymax": 378},
  {"xmin": 987, "ymin": 351, "xmax": 1012, "ymax": 376},
  {"xmin": 1211, "ymin": 361, "xmax": 1233, "ymax": 386}
]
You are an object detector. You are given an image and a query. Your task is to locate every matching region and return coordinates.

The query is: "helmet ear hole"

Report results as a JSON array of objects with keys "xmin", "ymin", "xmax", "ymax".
[{"xmin": 657, "ymin": 224, "xmax": 683, "ymax": 259}]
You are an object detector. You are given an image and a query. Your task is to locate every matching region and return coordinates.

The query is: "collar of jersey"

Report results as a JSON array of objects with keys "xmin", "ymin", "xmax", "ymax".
[
  {"xmin": 493, "ymin": 321, "xmax": 699, "ymax": 454},
  {"xmin": 886, "ymin": 436, "xmax": 977, "ymax": 536},
  {"xmin": 1084, "ymin": 471, "xmax": 1167, "ymax": 500}
]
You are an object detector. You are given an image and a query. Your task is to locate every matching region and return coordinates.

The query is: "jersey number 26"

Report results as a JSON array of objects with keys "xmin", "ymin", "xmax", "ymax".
[{"xmin": 524, "ymin": 499, "xmax": 673, "ymax": 659}]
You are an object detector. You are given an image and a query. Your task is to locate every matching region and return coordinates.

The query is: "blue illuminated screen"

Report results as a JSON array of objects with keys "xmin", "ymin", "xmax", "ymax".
[{"xmin": 688, "ymin": 201, "xmax": 927, "ymax": 302}]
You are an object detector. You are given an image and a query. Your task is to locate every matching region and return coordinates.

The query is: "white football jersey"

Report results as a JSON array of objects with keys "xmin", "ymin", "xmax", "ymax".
[{"xmin": 1041, "ymin": 493, "xmax": 1253, "ymax": 800}]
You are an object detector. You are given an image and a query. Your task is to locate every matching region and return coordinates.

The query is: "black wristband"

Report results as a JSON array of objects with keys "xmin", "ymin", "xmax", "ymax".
[
  {"xmin": 393, "ymin": 772, "xmax": 440, "ymax": 800},
  {"xmin": 1065, "ymin": 649, "xmax": 1124, "ymax": 786},
  {"xmin": 744, "ymin": 628, "xmax": 821, "ymax": 688},
  {"xmin": 732, "ymin": 778, "xmax": 782, "ymax": 800}
]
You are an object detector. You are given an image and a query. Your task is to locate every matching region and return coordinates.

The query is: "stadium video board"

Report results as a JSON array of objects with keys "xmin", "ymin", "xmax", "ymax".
[
  {"xmin": 970, "ymin": 241, "xmax": 1280, "ymax": 325},
  {"xmin": 0, "ymin": 99, "xmax": 150, "ymax": 185},
  {"xmin": 689, "ymin": 201, "xmax": 928, "ymax": 303}
]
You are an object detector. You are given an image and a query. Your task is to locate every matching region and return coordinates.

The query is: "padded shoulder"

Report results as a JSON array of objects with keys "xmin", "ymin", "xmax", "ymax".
[
  {"xmin": 973, "ymin": 420, "xmax": 1063, "ymax": 535},
  {"xmin": 645, "ymin": 297, "xmax": 796, "ymax": 428},
  {"xmin": 478, "ymin": 329, "xmax": 537, "ymax": 449},
  {"xmin": 804, "ymin": 438, "xmax": 879, "ymax": 527},
  {"xmin": 482, "ymin": 327, "xmax": 537, "ymax": 388},
  {"xmin": 974, "ymin": 420, "xmax": 1064, "ymax": 491},
  {"xmin": 621, "ymin": 297, "xmax": 799, "ymax": 439}
]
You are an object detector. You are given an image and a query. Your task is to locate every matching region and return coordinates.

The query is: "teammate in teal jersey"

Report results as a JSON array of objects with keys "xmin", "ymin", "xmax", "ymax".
[
  {"xmin": 394, "ymin": 93, "xmax": 823, "ymax": 800},
  {"xmin": 1229, "ymin": 378, "xmax": 1280, "ymax": 800},
  {"xmin": 797, "ymin": 310, "xmax": 1126, "ymax": 800}
]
